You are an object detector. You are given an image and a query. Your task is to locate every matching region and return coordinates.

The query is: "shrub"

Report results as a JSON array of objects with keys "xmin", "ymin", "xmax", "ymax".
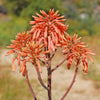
[
  {"xmin": 0, "ymin": 17, "xmax": 28, "ymax": 46},
  {"xmin": 20, "ymin": 0, "xmax": 65, "ymax": 18}
]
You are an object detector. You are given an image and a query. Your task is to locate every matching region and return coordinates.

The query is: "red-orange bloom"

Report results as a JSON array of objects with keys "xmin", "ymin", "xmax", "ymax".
[
  {"xmin": 6, "ymin": 9, "xmax": 95, "ymax": 75},
  {"xmin": 30, "ymin": 9, "xmax": 68, "ymax": 52},
  {"xmin": 7, "ymin": 32, "xmax": 29, "ymax": 57},
  {"xmin": 6, "ymin": 32, "xmax": 29, "ymax": 75},
  {"xmin": 6, "ymin": 32, "xmax": 47, "ymax": 75},
  {"xmin": 62, "ymin": 34, "xmax": 95, "ymax": 73}
]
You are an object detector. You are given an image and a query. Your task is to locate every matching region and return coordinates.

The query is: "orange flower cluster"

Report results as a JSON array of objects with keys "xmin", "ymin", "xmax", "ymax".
[
  {"xmin": 62, "ymin": 34, "xmax": 95, "ymax": 73},
  {"xmin": 7, "ymin": 32, "xmax": 29, "ymax": 56},
  {"xmin": 6, "ymin": 9, "xmax": 94, "ymax": 75},
  {"xmin": 6, "ymin": 32, "xmax": 48, "ymax": 76},
  {"xmin": 30, "ymin": 9, "xmax": 68, "ymax": 52}
]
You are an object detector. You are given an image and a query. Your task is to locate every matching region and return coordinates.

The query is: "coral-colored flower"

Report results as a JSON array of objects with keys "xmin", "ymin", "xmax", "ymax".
[
  {"xmin": 6, "ymin": 32, "xmax": 47, "ymax": 75},
  {"xmin": 11, "ymin": 57, "xmax": 16, "ymax": 71},
  {"xmin": 7, "ymin": 32, "xmax": 29, "ymax": 57},
  {"xmin": 6, "ymin": 9, "xmax": 95, "ymax": 76},
  {"xmin": 62, "ymin": 34, "xmax": 95, "ymax": 73},
  {"xmin": 30, "ymin": 9, "xmax": 68, "ymax": 52},
  {"xmin": 6, "ymin": 32, "xmax": 29, "ymax": 75}
]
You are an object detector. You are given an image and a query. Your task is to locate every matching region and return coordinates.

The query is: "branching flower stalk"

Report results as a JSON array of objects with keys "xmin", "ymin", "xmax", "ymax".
[
  {"xmin": 25, "ymin": 69, "xmax": 37, "ymax": 100},
  {"xmin": 60, "ymin": 59, "xmax": 79, "ymax": 100},
  {"xmin": 6, "ymin": 9, "xmax": 95, "ymax": 100},
  {"xmin": 34, "ymin": 62, "xmax": 48, "ymax": 90}
]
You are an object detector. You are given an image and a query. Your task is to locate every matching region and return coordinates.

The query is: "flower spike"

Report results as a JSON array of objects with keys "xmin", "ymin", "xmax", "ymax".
[
  {"xmin": 30, "ymin": 9, "xmax": 68, "ymax": 52},
  {"xmin": 62, "ymin": 34, "xmax": 95, "ymax": 73}
]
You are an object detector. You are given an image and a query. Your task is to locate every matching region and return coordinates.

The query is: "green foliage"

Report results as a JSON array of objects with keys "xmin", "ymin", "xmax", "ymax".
[
  {"xmin": 1, "ymin": 0, "xmax": 100, "ymax": 47},
  {"xmin": 67, "ymin": 19, "xmax": 100, "ymax": 36},
  {"xmin": 3, "ymin": 0, "xmax": 65, "ymax": 18},
  {"xmin": 64, "ymin": 4, "xmax": 78, "ymax": 19},
  {"xmin": 79, "ymin": 29, "xmax": 89, "ymax": 36},
  {"xmin": 74, "ymin": 0, "xmax": 90, "ymax": 8},
  {"xmin": 80, "ymin": 18, "xmax": 95, "ymax": 35},
  {"xmin": 67, "ymin": 19, "xmax": 82, "ymax": 34},
  {"xmin": 3, "ymin": 0, "xmax": 32, "ymax": 16},
  {"xmin": 0, "ymin": 17, "xmax": 28, "ymax": 47},
  {"xmin": 21, "ymin": 0, "xmax": 65, "ymax": 18},
  {"xmin": 92, "ymin": 23, "xmax": 100, "ymax": 35}
]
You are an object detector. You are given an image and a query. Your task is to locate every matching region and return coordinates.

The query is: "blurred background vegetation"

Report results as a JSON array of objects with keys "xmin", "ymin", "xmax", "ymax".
[
  {"xmin": 0, "ymin": 0, "xmax": 100, "ymax": 46},
  {"xmin": 0, "ymin": 0, "xmax": 100, "ymax": 100}
]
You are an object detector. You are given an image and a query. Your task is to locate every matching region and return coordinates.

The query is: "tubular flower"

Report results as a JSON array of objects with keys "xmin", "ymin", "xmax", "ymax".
[
  {"xmin": 30, "ymin": 9, "xmax": 68, "ymax": 52},
  {"xmin": 7, "ymin": 32, "xmax": 29, "ymax": 56},
  {"xmin": 6, "ymin": 32, "xmax": 47, "ymax": 75},
  {"xmin": 25, "ymin": 41, "xmax": 49, "ymax": 63},
  {"xmin": 6, "ymin": 32, "xmax": 29, "ymax": 75},
  {"xmin": 62, "ymin": 34, "xmax": 95, "ymax": 73}
]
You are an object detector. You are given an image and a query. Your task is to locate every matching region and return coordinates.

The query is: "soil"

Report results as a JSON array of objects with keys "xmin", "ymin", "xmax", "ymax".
[{"xmin": 0, "ymin": 49, "xmax": 100, "ymax": 100}]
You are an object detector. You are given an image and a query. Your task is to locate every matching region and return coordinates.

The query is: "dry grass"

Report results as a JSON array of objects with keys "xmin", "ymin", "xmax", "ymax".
[{"xmin": 0, "ymin": 36, "xmax": 100, "ymax": 100}]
